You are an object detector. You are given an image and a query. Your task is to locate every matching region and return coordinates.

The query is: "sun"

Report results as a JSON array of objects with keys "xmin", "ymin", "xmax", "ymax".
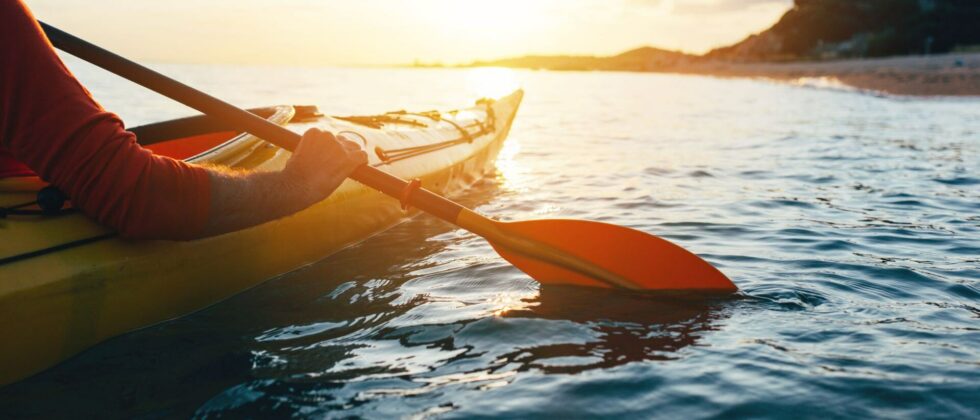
[
  {"xmin": 466, "ymin": 67, "xmax": 520, "ymax": 99},
  {"xmin": 416, "ymin": 0, "xmax": 557, "ymax": 54}
]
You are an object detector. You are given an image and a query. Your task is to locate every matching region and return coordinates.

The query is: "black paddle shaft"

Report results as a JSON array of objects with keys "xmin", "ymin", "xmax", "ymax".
[{"xmin": 39, "ymin": 22, "xmax": 466, "ymax": 222}]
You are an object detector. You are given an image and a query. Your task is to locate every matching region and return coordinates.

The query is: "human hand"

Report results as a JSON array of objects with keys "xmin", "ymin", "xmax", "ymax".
[{"xmin": 285, "ymin": 128, "xmax": 368, "ymax": 201}]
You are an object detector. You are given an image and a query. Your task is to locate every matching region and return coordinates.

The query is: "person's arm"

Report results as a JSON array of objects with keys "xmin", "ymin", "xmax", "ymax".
[
  {"xmin": 0, "ymin": 0, "xmax": 365, "ymax": 240},
  {"xmin": 200, "ymin": 128, "xmax": 367, "ymax": 237}
]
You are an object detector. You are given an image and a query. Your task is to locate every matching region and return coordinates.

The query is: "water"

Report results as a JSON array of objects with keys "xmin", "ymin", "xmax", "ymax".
[{"xmin": 2, "ymin": 58, "xmax": 978, "ymax": 418}]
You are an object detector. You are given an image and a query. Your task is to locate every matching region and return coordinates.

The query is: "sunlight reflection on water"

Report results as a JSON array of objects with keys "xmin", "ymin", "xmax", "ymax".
[
  {"xmin": 466, "ymin": 67, "xmax": 521, "ymax": 100},
  {"xmin": 494, "ymin": 138, "xmax": 529, "ymax": 194}
]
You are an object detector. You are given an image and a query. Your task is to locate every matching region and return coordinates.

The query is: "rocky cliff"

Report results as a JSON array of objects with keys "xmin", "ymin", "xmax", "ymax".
[{"xmin": 707, "ymin": 0, "xmax": 980, "ymax": 61}]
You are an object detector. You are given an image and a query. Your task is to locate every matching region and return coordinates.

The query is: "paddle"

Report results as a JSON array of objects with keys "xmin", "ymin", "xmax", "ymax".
[{"xmin": 39, "ymin": 22, "xmax": 736, "ymax": 293}]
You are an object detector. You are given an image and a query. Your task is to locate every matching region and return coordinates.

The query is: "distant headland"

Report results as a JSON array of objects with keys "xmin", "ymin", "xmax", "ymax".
[{"xmin": 415, "ymin": 0, "xmax": 980, "ymax": 96}]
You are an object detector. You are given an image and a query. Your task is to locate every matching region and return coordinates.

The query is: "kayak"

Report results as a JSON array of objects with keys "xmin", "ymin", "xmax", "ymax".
[{"xmin": 0, "ymin": 90, "xmax": 523, "ymax": 385}]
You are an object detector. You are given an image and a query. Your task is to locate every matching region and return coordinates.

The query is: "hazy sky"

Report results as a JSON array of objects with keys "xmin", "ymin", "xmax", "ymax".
[{"xmin": 28, "ymin": 0, "xmax": 792, "ymax": 66}]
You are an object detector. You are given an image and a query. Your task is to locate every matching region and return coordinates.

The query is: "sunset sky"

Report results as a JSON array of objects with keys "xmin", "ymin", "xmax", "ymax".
[{"xmin": 28, "ymin": 0, "xmax": 792, "ymax": 66}]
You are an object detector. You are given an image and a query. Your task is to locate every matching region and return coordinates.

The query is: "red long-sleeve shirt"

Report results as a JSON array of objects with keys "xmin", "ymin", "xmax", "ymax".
[{"xmin": 0, "ymin": 1, "xmax": 210, "ymax": 240}]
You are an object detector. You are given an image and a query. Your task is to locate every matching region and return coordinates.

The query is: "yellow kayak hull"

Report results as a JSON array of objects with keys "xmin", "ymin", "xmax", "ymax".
[{"xmin": 0, "ymin": 90, "xmax": 522, "ymax": 385}]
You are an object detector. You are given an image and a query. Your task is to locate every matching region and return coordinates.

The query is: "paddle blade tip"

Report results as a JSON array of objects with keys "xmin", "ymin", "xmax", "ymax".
[{"xmin": 490, "ymin": 219, "xmax": 738, "ymax": 293}]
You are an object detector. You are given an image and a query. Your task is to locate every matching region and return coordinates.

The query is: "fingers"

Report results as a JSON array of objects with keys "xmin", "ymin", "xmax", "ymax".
[
  {"xmin": 284, "ymin": 128, "xmax": 371, "ymax": 203},
  {"xmin": 334, "ymin": 133, "xmax": 368, "ymax": 168},
  {"xmin": 347, "ymin": 148, "xmax": 369, "ymax": 169},
  {"xmin": 305, "ymin": 128, "xmax": 362, "ymax": 155},
  {"xmin": 338, "ymin": 141, "xmax": 368, "ymax": 171},
  {"xmin": 339, "ymin": 139, "xmax": 360, "ymax": 152},
  {"xmin": 304, "ymin": 127, "xmax": 334, "ymax": 140},
  {"xmin": 291, "ymin": 128, "xmax": 368, "ymax": 173},
  {"xmin": 301, "ymin": 127, "xmax": 337, "ymax": 146}
]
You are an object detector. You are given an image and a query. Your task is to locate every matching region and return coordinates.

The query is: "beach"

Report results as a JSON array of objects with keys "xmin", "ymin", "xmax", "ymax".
[{"xmin": 683, "ymin": 53, "xmax": 980, "ymax": 96}]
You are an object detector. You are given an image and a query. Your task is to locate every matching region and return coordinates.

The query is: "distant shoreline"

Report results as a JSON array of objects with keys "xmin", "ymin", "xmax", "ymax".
[{"xmin": 415, "ymin": 53, "xmax": 980, "ymax": 97}]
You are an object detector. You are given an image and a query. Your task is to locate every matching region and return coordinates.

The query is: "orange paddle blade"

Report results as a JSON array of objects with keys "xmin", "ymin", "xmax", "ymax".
[{"xmin": 489, "ymin": 219, "xmax": 737, "ymax": 292}]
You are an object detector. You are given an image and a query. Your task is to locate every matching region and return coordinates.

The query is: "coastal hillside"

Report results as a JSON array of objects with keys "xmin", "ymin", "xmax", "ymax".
[
  {"xmin": 707, "ymin": 0, "xmax": 980, "ymax": 61},
  {"xmin": 456, "ymin": 0, "xmax": 980, "ymax": 70},
  {"xmin": 438, "ymin": 0, "xmax": 980, "ymax": 96},
  {"xmin": 465, "ymin": 47, "xmax": 693, "ymax": 71}
]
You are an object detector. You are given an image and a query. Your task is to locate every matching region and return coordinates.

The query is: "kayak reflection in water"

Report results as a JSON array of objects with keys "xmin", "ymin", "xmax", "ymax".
[
  {"xmin": 499, "ymin": 286, "xmax": 730, "ymax": 374},
  {"xmin": 0, "ymin": 0, "xmax": 366, "ymax": 240}
]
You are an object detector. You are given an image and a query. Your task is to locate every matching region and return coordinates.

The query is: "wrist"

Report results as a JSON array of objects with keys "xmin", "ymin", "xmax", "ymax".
[{"xmin": 278, "ymin": 167, "xmax": 320, "ymax": 210}]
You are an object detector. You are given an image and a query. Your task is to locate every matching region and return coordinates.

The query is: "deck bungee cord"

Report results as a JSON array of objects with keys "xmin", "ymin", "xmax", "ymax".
[
  {"xmin": 337, "ymin": 103, "xmax": 498, "ymax": 165},
  {"xmin": 374, "ymin": 108, "xmax": 496, "ymax": 164}
]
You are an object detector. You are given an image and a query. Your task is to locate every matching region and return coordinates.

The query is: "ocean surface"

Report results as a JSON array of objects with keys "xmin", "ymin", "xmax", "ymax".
[{"xmin": 2, "ymin": 58, "xmax": 978, "ymax": 418}]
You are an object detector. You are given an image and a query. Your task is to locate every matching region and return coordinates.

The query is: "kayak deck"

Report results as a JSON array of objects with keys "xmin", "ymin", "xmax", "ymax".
[{"xmin": 0, "ymin": 90, "xmax": 523, "ymax": 385}]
